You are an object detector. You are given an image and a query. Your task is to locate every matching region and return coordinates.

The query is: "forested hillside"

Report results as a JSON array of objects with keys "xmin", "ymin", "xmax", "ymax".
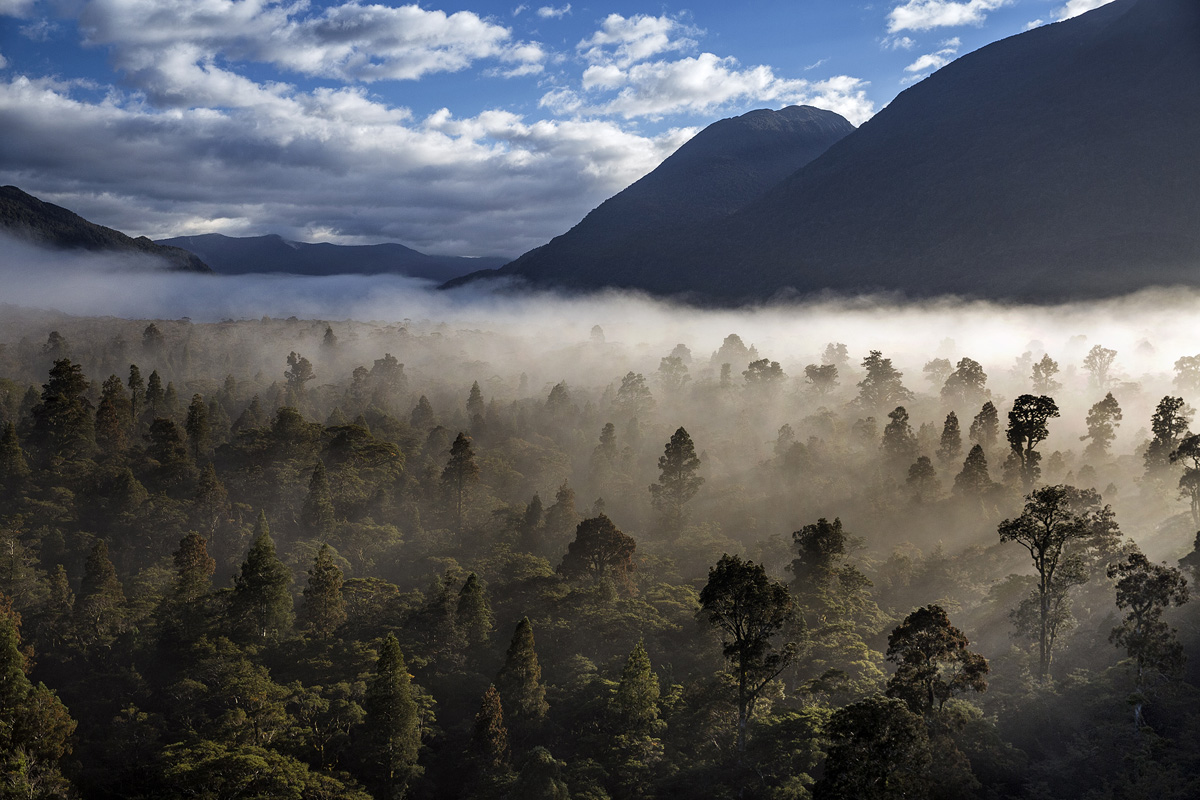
[{"xmin": 2, "ymin": 312, "xmax": 1200, "ymax": 799}]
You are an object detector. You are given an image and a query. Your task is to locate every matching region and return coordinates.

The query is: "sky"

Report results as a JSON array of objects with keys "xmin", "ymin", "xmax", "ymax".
[{"xmin": 0, "ymin": 0, "xmax": 1118, "ymax": 258}]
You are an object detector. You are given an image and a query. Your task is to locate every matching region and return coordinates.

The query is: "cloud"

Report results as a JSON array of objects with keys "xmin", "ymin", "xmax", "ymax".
[
  {"xmin": 513, "ymin": 4, "xmax": 528, "ymax": 15},
  {"xmin": 0, "ymin": 52, "xmax": 6, "ymax": 69},
  {"xmin": 78, "ymin": 0, "xmax": 544, "ymax": 85},
  {"xmin": 1055, "ymin": 0, "xmax": 1117, "ymax": 20},
  {"xmin": 536, "ymin": 4, "xmax": 571, "ymax": 19},
  {"xmin": 0, "ymin": 73, "xmax": 694, "ymax": 256},
  {"xmin": 887, "ymin": 0, "xmax": 1011, "ymax": 33},
  {"xmin": 543, "ymin": 54, "xmax": 875, "ymax": 125},
  {"xmin": 578, "ymin": 13, "xmax": 701, "ymax": 68},
  {"xmin": 902, "ymin": 37, "xmax": 961, "ymax": 81},
  {"xmin": 0, "ymin": 0, "xmax": 36, "ymax": 18}
]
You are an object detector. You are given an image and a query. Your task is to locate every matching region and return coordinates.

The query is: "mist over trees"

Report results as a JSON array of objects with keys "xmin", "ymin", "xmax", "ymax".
[{"xmin": 2, "ymin": 309, "xmax": 1200, "ymax": 798}]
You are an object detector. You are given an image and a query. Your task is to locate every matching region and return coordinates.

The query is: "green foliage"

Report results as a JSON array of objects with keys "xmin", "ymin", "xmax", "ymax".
[
  {"xmin": 231, "ymin": 513, "xmax": 294, "ymax": 641},
  {"xmin": 649, "ymin": 427, "xmax": 703, "ymax": 540},
  {"xmin": 301, "ymin": 544, "xmax": 347, "ymax": 640},
  {"xmin": 816, "ymin": 694, "xmax": 933, "ymax": 800},
  {"xmin": 497, "ymin": 617, "xmax": 549, "ymax": 724},
  {"xmin": 884, "ymin": 605, "xmax": 988, "ymax": 716},
  {"xmin": 361, "ymin": 633, "xmax": 422, "ymax": 798}
]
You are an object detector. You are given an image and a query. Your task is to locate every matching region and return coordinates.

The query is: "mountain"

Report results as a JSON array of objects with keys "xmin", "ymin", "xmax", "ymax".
[
  {"xmin": 446, "ymin": 104, "xmax": 855, "ymax": 290},
  {"xmin": 0, "ymin": 185, "xmax": 211, "ymax": 272},
  {"xmin": 459, "ymin": 0, "xmax": 1200, "ymax": 302},
  {"xmin": 156, "ymin": 233, "xmax": 508, "ymax": 282}
]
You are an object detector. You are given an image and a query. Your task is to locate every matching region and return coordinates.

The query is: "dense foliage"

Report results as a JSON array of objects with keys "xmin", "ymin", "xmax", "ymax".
[{"xmin": 1, "ymin": 312, "xmax": 1199, "ymax": 799}]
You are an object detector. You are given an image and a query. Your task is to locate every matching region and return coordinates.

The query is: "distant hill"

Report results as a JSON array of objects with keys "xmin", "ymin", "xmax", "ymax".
[
  {"xmin": 157, "ymin": 233, "xmax": 508, "ymax": 282},
  {"xmin": 447, "ymin": 104, "xmax": 855, "ymax": 290},
  {"xmin": 461, "ymin": 0, "xmax": 1200, "ymax": 302},
  {"xmin": 0, "ymin": 185, "xmax": 211, "ymax": 273}
]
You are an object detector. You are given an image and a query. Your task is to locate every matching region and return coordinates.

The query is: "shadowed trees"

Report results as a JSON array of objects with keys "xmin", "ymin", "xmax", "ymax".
[
  {"xmin": 649, "ymin": 427, "xmax": 702, "ymax": 540},
  {"xmin": 1006, "ymin": 394, "xmax": 1059, "ymax": 491}
]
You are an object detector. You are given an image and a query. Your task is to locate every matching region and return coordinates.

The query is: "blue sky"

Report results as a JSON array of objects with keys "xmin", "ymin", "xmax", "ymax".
[{"xmin": 0, "ymin": 0, "xmax": 1116, "ymax": 256}]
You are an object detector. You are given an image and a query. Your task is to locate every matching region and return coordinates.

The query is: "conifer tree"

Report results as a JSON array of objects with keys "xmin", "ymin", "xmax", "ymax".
[
  {"xmin": 969, "ymin": 401, "xmax": 999, "ymax": 452},
  {"xmin": 953, "ymin": 444, "xmax": 993, "ymax": 500},
  {"xmin": 510, "ymin": 747, "xmax": 569, "ymax": 800},
  {"xmin": 74, "ymin": 539, "xmax": 126, "ymax": 647},
  {"xmin": 496, "ymin": 617, "xmax": 549, "ymax": 723},
  {"xmin": 881, "ymin": 406, "xmax": 918, "ymax": 468},
  {"xmin": 162, "ymin": 531, "xmax": 216, "ymax": 646},
  {"xmin": 94, "ymin": 374, "xmax": 132, "ymax": 453},
  {"xmin": 185, "ymin": 393, "xmax": 210, "ymax": 461},
  {"xmin": 0, "ymin": 421, "xmax": 30, "ymax": 495},
  {"xmin": 231, "ymin": 513, "xmax": 294, "ymax": 641},
  {"xmin": 469, "ymin": 683, "xmax": 510, "ymax": 775},
  {"xmin": 361, "ymin": 633, "xmax": 422, "ymax": 799},
  {"xmin": 1006, "ymin": 394, "xmax": 1059, "ymax": 491},
  {"xmin": 442, "ymin": 432, "xmax": 479, "ymax": 531},
  {"xmin": 411, "ymin": 395, "xmax": 436, "ymax": 429},
  {"xmin": 302, "ymin": 460, "xmax": 336, "ymax": 538},
  {"xmin": 30, "ymin": 358, "xmax": 95, "ymax": 461},
  {"xmin": 456, "ymin": 572, "xmax": 494, "ymax": 648},
  {"xmin": 0, "ymin": 597, "xmax": 77, "ymax": 798},
  {"xmin": 613, "ymin": 641, "xmax": 660, "ymax": 733},
  {"xmin": 649, "ymin": 427, "xmax": 703, "ymax": 540},
  {"xmin": 301, "ymin": 544, "xmax": 346, "ymax": 640},
  {"xmin": 936, "ymin": 412, "xmax": 962, "ymax": 467},
  {"xmin": 145, "ymin": 370, "xmax": 165, "ymax": 414},
  {"xmin": 467, "ymin": 380, "xmax": 485, "ymax": 419},
  {"xmin": 127, "ymin": 364, "xmax": 145, "ymax": 422}
]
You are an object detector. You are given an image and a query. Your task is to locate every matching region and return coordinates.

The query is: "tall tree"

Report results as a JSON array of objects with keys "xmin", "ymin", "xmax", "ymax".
[
  {"xmin": 361, "ymin": 633, "xmax": 422, "ymax": 799},
  {"xmin": 29, "ymin": 358, "xmax": 95, "ymax": 462},
  {"xmin": 803, "ymin": 363, "xmax": 839, "ymax": 395},
  {"xmin": 648, "ymin": 427, "xmax": 703, "ymax": 540},
  {"xmin": 968, "ymin": 401, "xmax": 999, "ymax": 452},
  {"xmin": 1081, "ymin": 392, "xmax": 1122, "ymax": 461},
  {"xmin": 612, "ymin": 641, "xmax": 661, "ymax": 734},
  {"xmin": 614, "ymin": 371, "xmax": 655, "ymax": 417},
  {"xmin": 127, "ymin": 363, "xmax": 145, "ymax": 422},
  {"xmin": 815, "ymin": 694, "xmax": 933, "ymax": 800},
  {"xmin": 231, "ymin": 513, "xmax": 294, "ymax": 641},
  {"xmin": 442, "ymin": 432, "xmax": 479, "ymax": 531},
  {"xmin": 466, "ymin": 381, "xmax": 485, "ymax": 420},
  {"xmin": 456, "ymin": 573, "xmax": 494, "ymax": 648},
  {"xmin": 953, "ymin": 444, "xmax": 993, "ymax": 501},
  {"xmin": 1031, "ymin": 354, "xmax": 1062, "ymax": 394},
  {"xmin": 856, "ymin": 351, "xmax": 913, "ymax": 414},
  {"xmin": 998, "ymin": 485, "xmax": 1098, "ymax": 679},
  {"xmin": 496, "ymin": 617, "xmax": 549, "ymax": 725},
  {"xmin": 884, "ymin": 605, "xmax": 988, "ymax": 717},
  {"xmin": 940, "ymin": 357, "xmax": 988, "ymax": 408},
  {"xmin": 94, "ymin": 374, "xmax": 133, "ymax": 454},
  {"xmin": 936, "ymin": 412, "xmax": 962, "ymax": 467},
  {"xmin": 302, "ymin": 460, "xmax": 336, "ymax": 538},
  {"xmin": 468, "ymin": 683, "xmax": 510, "ymax": 784},
  {"xmin": 1145, "ymin": 396, "xmax": 1192, "ymax": 477},
  {"xmin": 699, "ymin": 554, "xmax": 795, "ymax": 756},
  {"xmin": 184, "ymin": 393, "xmax": 210, "ymax": 461},
  {"xmin": 285, "ymin": 351, "xmax": 315, "ymax": 398},
  {"xmin": 1082, "ymin": 345, "xmax": 1117, "ymax": 391},
  {"xmin": 0, "ymin": 421, "xmax": 30, "ymax": 497},
  {"xmin": 880, "ymin": 406, "xmax": 918, "ymax": 469},
  {"xmin": 301, "ymin": 544, "xmax": 346, "ymax": 640},
  {"xmin": 1171, "ymin": 434, "xmax": 1200, "ymax": 526},
  {"xmin": 1006, "ymin": 394, "xmax": 1059, "ymax": 491},
  {"xmin": 73, "ymin": 539, "xmax": 126, "ymax": 648}
]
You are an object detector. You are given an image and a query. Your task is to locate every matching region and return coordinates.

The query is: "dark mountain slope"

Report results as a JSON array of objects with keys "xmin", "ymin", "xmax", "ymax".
[
  {"xmin": 455, "ymin": 105, "xmax": 854, "ymax": 289},
  {"xmin": 156, "ymin": 233, "xmax": 507, "ymax": 282},
  {"xmin": 0, "ymin": 186, "xmax": 211, "ymax": 272},
  {"xmin": 470, "ymin": 0, "xmax": 1200, "ymax": 302}
]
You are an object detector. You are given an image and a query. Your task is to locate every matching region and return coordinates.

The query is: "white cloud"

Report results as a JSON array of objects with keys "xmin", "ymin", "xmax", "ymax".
[
  {"xmin": 544, "ymin": 53, "xmax": 874, "ymax": 125},
  {"xmin": 78, "ymin": 0, "xmax": 544, "ymax": 86},
  {"xmin": 887, "ymin": 0, "xmax": 1010, "ymax": 33},
  {"xmin": 512, "ymin": 4, "xmax": 528, "ymax": 15},
  {"xmin": 0, "ymin": 0, "xmax": 36, "ymax": 18},
  {"xmin": 0, "ymin": 73, "xmax": 694, "ymax": 255},
  {"xmin": 0, "ymin": 52, "xmax": 6, "ymax": 69},
  {"xmin": 886, "ymin": 35, "xmax": 917, "ymax": 49},
  {"xmin": 578, "ymin": 13, "xmax": 700, "ymax": 68},
  {"xmin": 1025, "ymin": 19, "xmax": 1046, "ymax": 30},
  {"xmin": 903, "ymin": 37, "xmax": 960, "ymax": 80},
  {"xmin": 536, "ymin": 4, "xmax": 570, "ymax": 19},
  {"xmin": 1055, "ymin": 0, "xmax": 1116, "ymax": 20}
]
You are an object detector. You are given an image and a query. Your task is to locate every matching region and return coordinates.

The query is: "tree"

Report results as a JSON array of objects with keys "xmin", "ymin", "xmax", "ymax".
[
  {"xmin": 998, "ymin": 485, "xmax": 1099, "ymax": 679},
  {"xmin": 410, "ymin": 395, "xmax": 435, "ymax": 429},
  {"xmin": 231, "ymin": 513, "xmax": 294, "ymax": 641},
  {"xmin": 884, "ymin": 605, "xmax": 988, "ymax": 716},
  {"xmin": 906, "ymin": 456, "xmax": 939, "ymax": 503},
  {"xmin": 953, "ymin": 444, "xmax": 993, "ymax": 500},
  {"xmin": 285, "ymin": 351, "xmax": 315, "ymax": 397},
  {"xmin": 1082, "ymin": 344, "xmax": 1117, "ymax": 391},
  {"xmin": 880, "ymin": 406, "xmax": 918, "ymax": 468},
  {"xmin": 301, "ymin": 544, "xmax": 346, "ymax": 639},
  {"xmin": 456, "ymin": 573, "xmax": 493, "ymax": 648},
  {"xmin": 467, "ymin": 381, "xmax": 485, "ymax": 420},
  {"xmin": 1031, "ymin": 354, "xmax": 1062, "ymax": 394},
  {"xmin": 1145, "ymin": 396, "xmax": 1192, "ymax": 476},
  {"xmin": 804, "ymin": 363, "xmax": 839, "ymax": 395},
  {"xmin": 1006, "ymin": 394, "xmax": 1059, "ymax": 491},
  {"xmin": 496, "ymin": 617, "xmax": 549, "ymax": 724},
  {"xmin": 936, "ymin": 412, "xmax": 962, "ymax": 467},
  {"xmin": 656, "ymin": 355, "xmax": 690, "ymax": 397},
  {"xmin": 161, "ymin": 531, "xmax": 216, "ymax": 646},
  {"xmin": 557, "ymin": 514, "xmax": 637, "ymax": 587},
  {"xmin": 184, "ymin": 393, "xmax": 210, "ymax": 461},
  {"xmin": 923, "ymin": 358, "xmax": 952, "ymax": 388},
  {"xmin": 29, "ymin": 358, "xmax": 95, "ymax": 462},
  {"xmin": 969, "ymin": 401, "xmax": 999, "ymax": 452},
  {"xmin": 856, "ymin": 351, "xmax": 913, "ymax": 414},
  {"xmin": 612, "ymin": 641, "xmax": 660, "ymax": 733},
  {"xmin": 815, "ymin": 694, "xmax": 932, "ymax": 800},
  {"xmin": 468, "ymin": 684, "xmax": 510, "ymax": 780},
  {"xmin": 510, "ymin": 747, "xmax": 569, "ymax": 800},
  {"xmin": 649, "ymin": 427, "xmax": 703, "ymax": 539},
  {"xmin": 0, "ymin": 597, "xmax": 77, "ymax": 798},
  {"xmin": 0, "ymin": 421, "xmax": 30, "ymax": 495},
  {"xmin": 1081, "ymin": 392, "xmax": 1122, "ymax": 461},
  {"xmin": 442, "ymin": 432, "xmax": 479, "ymax": 531},
  {"xmin": 73, "ymin": 539, "xmax": 126, "ymax": 648},
  {"xmin": 127, "ymin": 364, "xmax": 145, "ymax": 422},
  {"xmin": 302, "ymin": 460, "xmax": 336, "ymax": 538},
  {"xmin": 614, "ymin": 371, "xmax": 655, "ymax": 417},
  {"xmin": 361, "ymin": 633, "xmax": 422, "ymax": 799},
  {"xmin": 743, "ymin": 358, "xmax": 785, "ymax": 389},
  {"xmin": 1171, "ymin": 434, "xmax": 1200, "ymax": 526},
  {"xmin": 95, "ymin": 374, "xmax": 133, "ymax": 453},
  {"xmin": 940, "ymin": 357, "xmax": 988, "ymax": 408},
  {"xmin": 1108, "ymin": 551, "xmax": 1189, "ymax": 691},
  {"xmin": 699, "ymin": 554, "xmax": 795, "ymax": 756},
  {"xmin": 145, "ymin": 369, "xmax": 165, "ymax": 414},
  {"xmin": 789, "ymin": 517, "xmax": 849, "ymax": 590}
]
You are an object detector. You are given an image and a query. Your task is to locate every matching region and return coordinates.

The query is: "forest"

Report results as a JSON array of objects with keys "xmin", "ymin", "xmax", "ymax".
[{"xmin": 2, "ymin": 304, "xmax": 1200, "ymax": 800}]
